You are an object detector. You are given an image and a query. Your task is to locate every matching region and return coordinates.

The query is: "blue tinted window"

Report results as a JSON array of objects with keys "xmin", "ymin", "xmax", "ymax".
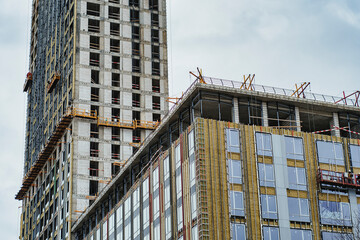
[
  {"xmin": 322, "ymin": 231, "xmax": 354, "ymax": 239},
  {"xmin": 285, "ymin": 137, "xmax": 304, "ymax": 160},
  {"xmin": 261, "ymin": 195, "xmax": 277, "ymax": 219},
  {"xmin": 317, "ymin": 141, "xmax": 344, "ymax": 165},
  {"xmin": 288, "ymin": 197, "xmax": 310, "ymax": 222},
  {"xmin": 350, "ymin": 145, "xmax": 360, "ymax": 168},
  {"xmin": 263, "ymin": 227, "xmax": 279, "ymax": 240},
  {"xmin": 290, "ymin": 229, "xmax": 312, "ymax": 240},
  {"xmin": 258, "ymin": 163, "xmax": 275, "ymax": 187},
  {"xmin": 288, "ymin": 167, "xmax": 307, "ymax": 191},
  {"xmin": 319, "ymin": 201, "xmax": 352, "ymax": 226},
  {"xmin": 232, "ymin": 223, "xmax": 246, "ymax": 240},
  {"xmin": 227, "ymin": 129, "xmax": 241, "ymax": 153},
  {"xmin": 256, "ymin": 133, "xmax": 272, "ymax": 156},
  {"xmin": 230, "ymin": 191, "xmax": 245, "ymax": 216},
  {"xmin": 229, "ymin": 159, "xmax": 242, "ymax": 184}
]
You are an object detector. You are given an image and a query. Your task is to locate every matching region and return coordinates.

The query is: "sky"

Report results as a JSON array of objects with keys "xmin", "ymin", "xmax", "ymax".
[{"xmin": 0, "ymin": 0, "xmax": 359, "ymax": 238}]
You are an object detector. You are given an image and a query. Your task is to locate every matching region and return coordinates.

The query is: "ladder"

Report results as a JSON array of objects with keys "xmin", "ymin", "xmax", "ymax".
[{"xmin": 195, "ymin": 119, "xmax": 210, "ymax": 239}]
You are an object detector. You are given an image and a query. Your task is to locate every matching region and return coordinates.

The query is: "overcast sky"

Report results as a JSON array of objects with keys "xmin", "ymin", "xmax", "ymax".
[{"xmin": 1, "ymin": 0, "xmax": 359, "ymax": 238}]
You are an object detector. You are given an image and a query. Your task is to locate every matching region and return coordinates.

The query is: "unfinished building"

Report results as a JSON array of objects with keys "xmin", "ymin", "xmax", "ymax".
[
  {"xmin": 17, "ymin": 0, "xmax": 168, "ymax": 239},
  {"xmin": 70, "ymin": 76, "xmax": 360, "ymax": 240}
]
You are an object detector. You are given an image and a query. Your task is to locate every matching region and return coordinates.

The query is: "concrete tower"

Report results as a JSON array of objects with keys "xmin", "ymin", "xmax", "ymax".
[{"xmin": 17, "ymin": 0, "xmax": 168, "ymax": 239}]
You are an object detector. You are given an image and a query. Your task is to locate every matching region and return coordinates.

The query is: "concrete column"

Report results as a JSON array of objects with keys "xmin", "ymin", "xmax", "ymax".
[
  {"xmin": 233, "ymin": 98, "xmax": 239, "ymax": 124},
  {"xmin": 272, "ymin": 135, "xmax": 291, "ymax": 240},
  {"xmin": 349, "ymin": 189, "xmax": 359, "ymax": 239},
  {"xmin": 332, "ymin": 112, "xmax": 340, "ymax": 137},
  {"xmin": 262, "ymin": 102, "xmax": 269, "ymax": 127},
  {"xmin": 295, "ymin": 107, "xmax": 301, "ymax": 132}
]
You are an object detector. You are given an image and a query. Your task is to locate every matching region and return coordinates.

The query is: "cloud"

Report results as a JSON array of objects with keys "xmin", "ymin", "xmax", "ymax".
[{"xmin": 326, "ymin": 0, "xmax": 360, "ymax": 29}]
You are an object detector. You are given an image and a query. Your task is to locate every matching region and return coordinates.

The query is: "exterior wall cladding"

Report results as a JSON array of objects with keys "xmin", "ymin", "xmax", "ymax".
[
  {"xmin": 71, "ymin": 81, "xmax": 360, "ymax": 240},
  {"xmin": 18, "ymin": 0, "xmax": 168, "ymax": 239}
]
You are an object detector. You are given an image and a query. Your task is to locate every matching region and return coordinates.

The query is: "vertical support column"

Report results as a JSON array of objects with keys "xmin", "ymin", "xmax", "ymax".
[
  {"xmin": 272, "ymin": 135, "xmax": 291, "ymax": 239},
  {"xmin": 295, "ymin": 107, "xmax": 301, "ymax": 132},
  {"xmin": 332, "ymin": 112, "xmax": 340, "ymax": 137},
  {"xmin": 349, "ymin": 189, "xmax": 359, "ymax": 239},
  {"xmin": 262, "ymin": 102, "xmax": 269, "ymax": 127},
  {"xmin": 233, "ymin": 97, "xmax": 239, "ymax": 124}
]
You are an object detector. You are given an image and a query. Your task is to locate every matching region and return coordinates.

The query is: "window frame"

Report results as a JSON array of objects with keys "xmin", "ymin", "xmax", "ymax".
[
  {"xmin": 285, "ymin": 136, "xmax": 304, "ymax": 160},
  {"xmin": 258, "ymin": 163, "xmax": 275, "ymax": 187},
  {"xmin": 288, "ymin": 197, "xmax": 310, "ymax": 222},
  {"xmin": 261, "ymin": 195, "xmax": 278, "ymax": 219},
  {"xmin": 256, "ymin": 132, "xmax": 272, "ymax": 156},
  {"xmin": 287, "ymin": 166, "xmax": 307, "ymax": 191}
]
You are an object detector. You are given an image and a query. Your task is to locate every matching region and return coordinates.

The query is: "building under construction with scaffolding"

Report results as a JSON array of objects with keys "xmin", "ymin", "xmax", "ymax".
[
  {"xmin": 17, "ymin": 0, "xmax": 168, "ymax": 239},
  {"xmin": 69, "ymin": 75, "xmax": 360, "ymax": 240}
]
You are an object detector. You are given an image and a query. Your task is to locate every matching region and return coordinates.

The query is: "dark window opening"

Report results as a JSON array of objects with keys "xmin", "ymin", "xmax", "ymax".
[
  {"xmin": 149, "ymin": 0, "xmax": 158, "ymax": 10},
  {"xmin": 133, "ymin": 129, "xmax": 141, "ymax": 143},
  {"xmin": 90, "ymin": 123, "xmax": 99, "ymax": 138},
  {"xmin": 90, "ymin": 53, "xmax": 100, "ymax": 67},
  {"xmin": 112, "ymin": 163, "xmax": 120, "ymax": 177},
  {"xmin": 152, "ymin": 62, "xmax": 160, "ymax": 76},
  {"xmin": 112, "ymin": 127, "xmax": 120, "ymax": 141},
  {"xmin": 132, "ymin": 59, "xmax": 140, "ymax": 73},
  {"xmin": 132, "ymin": 93, "xmax": 140, "ymax": 107},
  {"xmin": 267, "ymin": 102, "xmax": 296, "ymax": 130},
  {"xmin": 89, "ymin": 180, "xmax": 98, "ymax": 196},
  {"xmin": 91, "ymin": 105, "xmax": 99, "ymax": 116},
  {"xmin": 151, "ymin": 29, "xmax": 159, "ymax": 42},
  {"xmin": 91, "ymin": 87, "xmax": 99, "ymax": 102},
  {"xmin": 130, "ymin": 10, "xmax": 140, "ymax": 23},
  {"xmin": 339, "ymin": 113, "xmax": 360, "ymax": 139},
  {"xmin": 239, "ymin": 98, "xmax": 262, "ymax": 125},
  {"xmin": 90, "ymin": 36, "xmax": 100, "ymax": 50},
  {"xmin": 112, "ymin": 108, "xmax": 120, "ymax": 121},
  {"xmin": 152, "ymin": 79, "xmax": 160, "ymax": 93},
  {"xmin": 300, "ymin": 111, "xmax": 332, "ymax": 134},
  {"xmin": 132, "ymin": 26, "xmax": 140, "ymax": 40},
  {"xmin": 89, "ymin": 161, "xmax": 99, "ymax": 177},
  {"xmin": 109, "ymin": 6, "xmax": 120, "ymax": 20},
  {"xmin": 152, "ymin": 45, "xmax": 160, "ymax": 59},
  {"xmin": 112, "ymin": 91, "xmax": 120, "ymax": 104},
  {"xmin": 151, "ymin": 13, "xmax": 159, "ymax": 26},
  {"xmin": 90, "ymin": 142, "xmax": 99, "ymax": 157},
  {"xmin": 153, "ymin": 113, "xmax": 161, "ymax": 122},
  {"xmin": 91, "ymin": 70, "xmax": 99, "ymax": 84},
  {"xmin": 133, "ymin": 111, "xmax": 140, "ymax": 121},
  {"xmin": 88, "ymin": 19, "xmax": 100, "ymax": 33},
  {"xmin": 111, "ymin": 144, "xmax": 120, "ymax": 160},
  {"xmin": 87, "ymin": 3, "xmax": 100, "ymax": 17},
  {"xmin": 132, "ymin": 42, "xmax": 140, "ymax": 56},
  {"xmin": 112, "ymin": 73, "xmax": 120, "ymax": 87},
  {"xmin": 110, "ymin": 22, "xmax": 120, "ymax": 36},
  {"xmin": 112, "ymin": 56, "xmax": 120, "ymax": 69},
  {"xmin": 152, "ymin": 96, "xmax": 160, "ymax": 110},
  {"xmin": 110, "ymin": 39, "xmax": 120, "ymax": 53},
  {"xmin": 132, "ymin": 76, "xmax": 140, "ymax": 90},
  {"xmin": 129, "ymin": 0, "xmax": 140, "ymax": 8}
]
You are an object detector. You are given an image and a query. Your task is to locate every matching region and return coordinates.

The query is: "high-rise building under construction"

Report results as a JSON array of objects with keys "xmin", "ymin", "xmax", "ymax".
[
  {"xmin": 70, "ymin": 75, "xmax": 360, "ymax": 240},
  {"xmin": 17, "ymin": 0, "xmax": 168, "ymax": 239}
]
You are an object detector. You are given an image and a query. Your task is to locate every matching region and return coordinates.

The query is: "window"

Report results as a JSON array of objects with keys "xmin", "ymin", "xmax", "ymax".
[
  {"xmin": 316, "ymin": 141, "xmax": 344, "ymax": 165},
  {"xmin": 350, "ymin": 145, "xmax": 360, "ymax": 168},
  {"xmin": 227, "ymin": 129, "xmax": 240, "ymax": 153},
  {"xmin": 256, "ymin": 133, "xmax": 272, "ymax": 156},
  {"xmin": 164, "ymin": 156, "xmax": 172, "ymax": 239},
  {"xmin": 152, "ymin": 96, "xmax": 160, "ymax": 110},
  {"xmin": 261, "ymin": 195, "xmax": 277, "ymax": 219},
  {"xmin": 133, "ymin": 188, "xmax": 140, "ymax": 239},
  {"xmin": 263, "ymin": 227, "xmax": 279, "ymax": 240},
  {"xmin": 175, "ymin": 144, "xmax": 183, "ymax": 231},
  {"xmin": 153, "ymin": 167, "xmax": 160, "ymax": 220},
  {"xmin": 319, "ymin": 201, "xmax": 351, "ymax": 226},
  {"xmin": 88, "ymin": 19, "xmax": 100, "ymax": 33},
  {"xmin": 288, "ymin": 197, "xmax": 310, "ymax": 222},
  {"xmin": 258, "ymin": 163, "xmax": 275, "ymax": 187},
  {"xmin": 142, "ymin": 178, "xmax": 150, "ymax": 240},
  {"xmin": 231, "ymin": 223, "xmax": 246, "ymax": 240},
  {"xmin": 321, "ymin": 232, "xmax": 354, "ymax": 239},
  {"xmin": 285, "ymin": 137, "xmax": 304, "ymax": 160},
  {"xmin": 87, "ymin": 3, "xmax": 100, "ymax": 16},
  {"xmin": 152, "ymin": 62, "xmax": 160, "ymax": 76},
  {"xmin": 288, "ymin": 167, "xmax": 307, "ymax": 191},
  {"xmin": 229, "ymin": 159, "xmax": 242, "ymax": 184},
  {"xmin": 230, "ymin": 191, "xmax": 245, "ymax": 216},
  {"xmin": 116, "ymin": 205, "xmax": 123, "ymax": 240},
  {"xmin": 124, "ymin": 197, "xmax": 131, "ymax": 240},
  {"xmin": 290, "ymin": 229, "xmax": 312, "ymax": 240}
]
